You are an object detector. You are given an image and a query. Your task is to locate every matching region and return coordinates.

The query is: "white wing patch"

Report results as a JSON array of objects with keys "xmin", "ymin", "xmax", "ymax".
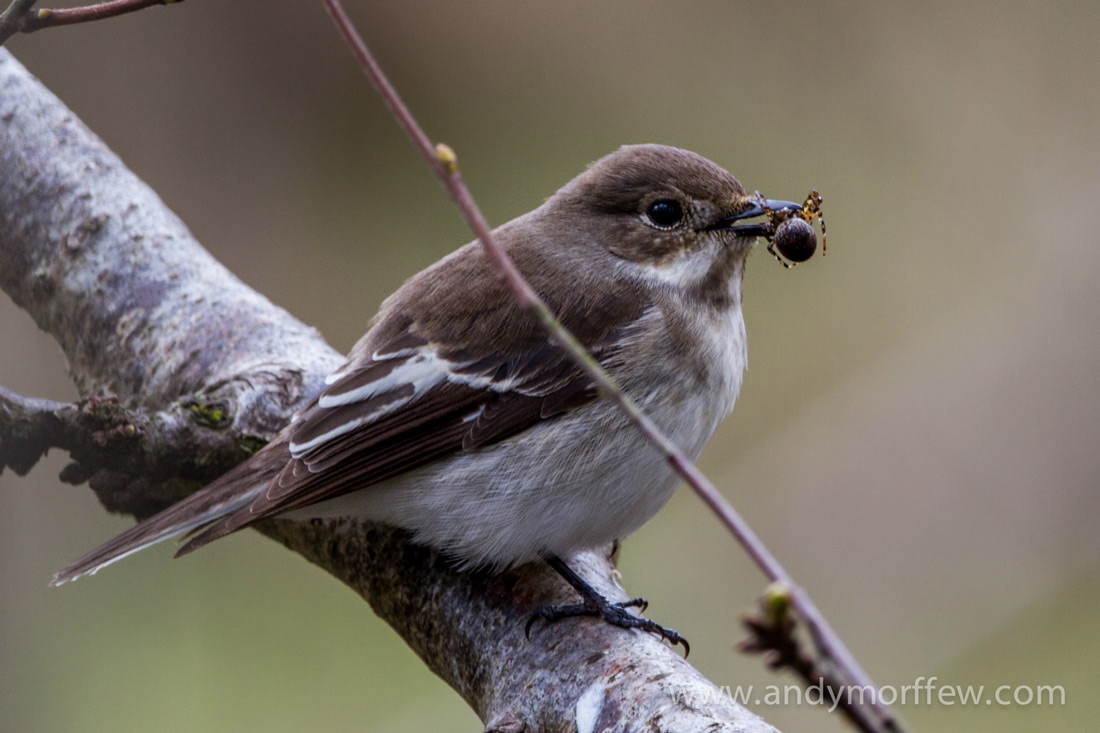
[
  {"xmin": 318, "ymin": 352, "xmax": 446, "ymax": 408},
  {"xmin": 291, "ymin": 346, "xmax": 514, "ymax": 460},
  {"xmin": 289, "ymin": 415, "xmax": 369, "ymax": 457}
]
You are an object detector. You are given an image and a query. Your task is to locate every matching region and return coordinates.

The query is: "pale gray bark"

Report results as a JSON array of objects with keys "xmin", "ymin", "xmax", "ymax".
[{"xmin": 0, "ymin": 48, "xmax": 778, "ymax": 733}]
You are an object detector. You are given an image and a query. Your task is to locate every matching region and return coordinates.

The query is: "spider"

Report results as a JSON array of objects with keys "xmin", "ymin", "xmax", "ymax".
[{"xmin": 757, "ymin": 189, "xmax": 827, "ymax": 269}]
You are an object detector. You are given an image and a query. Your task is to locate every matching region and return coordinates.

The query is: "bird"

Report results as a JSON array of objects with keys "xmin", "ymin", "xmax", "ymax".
[{"xmin": 52, "ymin": 144, "xmax": 807, "ymax": 649}]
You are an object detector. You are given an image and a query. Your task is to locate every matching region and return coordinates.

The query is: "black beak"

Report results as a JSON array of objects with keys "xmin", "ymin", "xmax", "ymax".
[{"xmin": 710, "ymin": 197, "xmax": 802, "ymax": 236}]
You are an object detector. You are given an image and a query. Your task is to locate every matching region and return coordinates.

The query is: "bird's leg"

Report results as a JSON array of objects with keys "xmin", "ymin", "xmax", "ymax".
[{"xmin": 525, "ymin": 554, "xmax": 690, "ymax": 655}]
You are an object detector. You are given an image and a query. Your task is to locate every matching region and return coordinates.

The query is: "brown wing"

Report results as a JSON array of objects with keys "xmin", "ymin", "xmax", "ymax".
[
  {"xmin": 176, "ymin": 295, "xmax": 644, "ymax": 554},
  {"xmin": 52, "ymin": 240, "xmax": 649, "ymax": 583}
]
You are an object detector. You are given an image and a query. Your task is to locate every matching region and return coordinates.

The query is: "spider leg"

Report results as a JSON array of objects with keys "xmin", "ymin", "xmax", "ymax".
[
  {"xmin": 767, "ymin": 241, "xmax": 794, "ymax": 268},
  {"xmin": 818, "ymin": 208, "xmax": 827, "ymax": 256},
  {"xmin": 809, "ymin": 190, "xmax": 826, "ymax": 256}
]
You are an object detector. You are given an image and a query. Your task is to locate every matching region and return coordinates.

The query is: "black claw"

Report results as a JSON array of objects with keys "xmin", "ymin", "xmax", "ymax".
[
  {"xmin": 526, "ymin": 556, "xmax": 690, "ymax": 655},
  {"xmin": 525, "ymin": 598, "xmax": 689, "ymax": 655}
]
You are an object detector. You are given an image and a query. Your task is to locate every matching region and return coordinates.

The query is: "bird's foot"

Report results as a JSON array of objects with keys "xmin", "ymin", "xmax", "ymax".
[{"xmin": 525, "ymin": 593, "xmax": 689, "ymax": 655}]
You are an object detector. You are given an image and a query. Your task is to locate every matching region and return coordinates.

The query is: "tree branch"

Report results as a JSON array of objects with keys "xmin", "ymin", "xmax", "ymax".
[
  {"xmin": 0, "ymin": 48, "xmax": 778, "ymax": 731},
  {"xmin": 0, "ymin": 0, "xmax": 180, "ymax": 45},
  {"xmin": 0, "ymin": 0, "xmax": 37, "ymax": 45},
  {"xmin": 0, "ymin": 387, "xmax": 262, "ymax": 519}
]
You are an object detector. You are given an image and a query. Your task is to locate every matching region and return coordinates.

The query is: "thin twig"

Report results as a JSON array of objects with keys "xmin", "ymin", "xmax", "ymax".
[
  {"xmin": 0, "ymin": 0, "xmax": 37, "ymax": 45},
  {"xmin": 321, "ymin": 2, "xmax": 899, "ymax": 731},
  {"xmin": 738, "ymin": 583, "xmax": 894, "ymax": 733},
  {"xmin": 11, "ymin": 0, "xmax": 178, "ymax": 37}
]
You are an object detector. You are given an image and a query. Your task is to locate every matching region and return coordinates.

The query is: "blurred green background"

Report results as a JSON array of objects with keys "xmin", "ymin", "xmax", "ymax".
[{"xmin": 3, "ymin": 1, "xmax": 1098, "ymax": 731}]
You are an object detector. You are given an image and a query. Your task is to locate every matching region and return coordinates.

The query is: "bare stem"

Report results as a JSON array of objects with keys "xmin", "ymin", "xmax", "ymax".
[
  {"xmin": 320, "ymin": 2, "xmax": 900, "ymax": 731},
  {"xmin": 5, "ymin": 0, "xmax": 178, "ymax": 39},
  {"xmin": 739, "ymin": 584, "xmax": 899, "ymax": 733},
  {"xmin": 0, "ymin": 0, "xmax": 37, "ymax": 45}
]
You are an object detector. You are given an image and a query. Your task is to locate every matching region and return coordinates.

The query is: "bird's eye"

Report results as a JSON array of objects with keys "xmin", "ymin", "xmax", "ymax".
[{"xmin": 644, "ymin": 199, "xmax": 684, "ymax": 229}]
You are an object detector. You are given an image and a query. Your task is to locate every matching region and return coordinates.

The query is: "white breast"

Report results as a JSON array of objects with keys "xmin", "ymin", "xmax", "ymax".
[{"xmin": 298, "ymin": 301, "xmax": 748, "ymax": 570}]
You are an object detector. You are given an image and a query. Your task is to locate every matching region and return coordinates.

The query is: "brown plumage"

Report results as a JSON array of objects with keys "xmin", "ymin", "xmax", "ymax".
[{"xmin": 53, "ymin": 144, "xmax": 778, "ymax": 585}]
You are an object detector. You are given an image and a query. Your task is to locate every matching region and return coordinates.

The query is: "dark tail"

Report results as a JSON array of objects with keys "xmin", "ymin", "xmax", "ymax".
[{"xmin": 51, "ymin": 443, "xmax": 285, "ymax": 586}]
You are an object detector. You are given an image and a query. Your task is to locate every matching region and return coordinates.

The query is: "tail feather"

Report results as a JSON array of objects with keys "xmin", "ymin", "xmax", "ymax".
[
  {"xmin": 174, "ymin": 505, "xmax": 257, "ymax": 559},
  {"xmin": 51, "ymin": 444, "xmax": 285, "ymax": 586},
  {"xmin": 49, "ymin": 489, "xmax": 255, "ymax": 586}
]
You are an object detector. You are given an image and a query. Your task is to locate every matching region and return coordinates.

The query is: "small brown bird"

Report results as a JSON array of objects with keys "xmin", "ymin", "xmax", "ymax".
[{"xmin": 53, "ymin": 144, "xmax": 807, "ymax": 649}]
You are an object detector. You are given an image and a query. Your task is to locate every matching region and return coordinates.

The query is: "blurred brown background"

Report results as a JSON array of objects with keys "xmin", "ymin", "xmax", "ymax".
[{"xmin": 2, "ymin": 1, "xmax": 1098, "ymax": 731}]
